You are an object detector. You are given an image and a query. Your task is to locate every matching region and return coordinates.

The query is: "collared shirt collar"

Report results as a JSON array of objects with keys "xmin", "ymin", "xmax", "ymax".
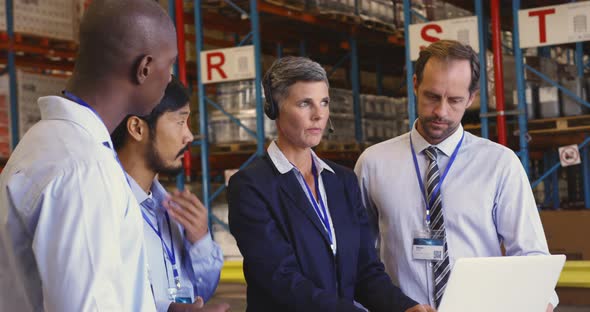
[
  {"xmin": 410, "ymin": 120, "xmax": 464, "ymax": 157},
  {"xmin": 127, "ymin": 173, "xmax": 168, "ymax": 214},
  {"xmin": 39, "ymin": 96, "xmax": 114, "ymax": 150},
  {"xmin": 267, "ymin": 141, "xmax": 335, "ymax": 175}
]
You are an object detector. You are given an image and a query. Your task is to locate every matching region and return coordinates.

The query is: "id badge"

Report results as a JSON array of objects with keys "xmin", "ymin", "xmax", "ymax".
[
  {"xmin": 412, "ymin": 230, "xmax": 444, "ymax": 261},
  {"xmin": 168, "ymin": 286, "xmax": 193, "ymax": 304}
]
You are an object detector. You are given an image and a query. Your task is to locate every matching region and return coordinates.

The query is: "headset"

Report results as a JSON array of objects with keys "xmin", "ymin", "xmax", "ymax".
[{"xmin": 263, "ymin": 73, "xmax": 335, "ymax": 133}]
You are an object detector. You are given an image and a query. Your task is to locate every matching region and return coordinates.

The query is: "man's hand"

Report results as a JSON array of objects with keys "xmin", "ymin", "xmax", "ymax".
[
  {"xmin": 405, "ymin": 304, "xmax": 436, "ymax": 312},
  {"xmin": 546, "ymin": 303, "xmax": 554, "ymax": 312},
  {"xmin": 168, "ymin": 297, "xmax": 231, "ymax": 312},
  {"xmin": 163, "ymin": 189, "xmax": 209, "ymax": 244}
]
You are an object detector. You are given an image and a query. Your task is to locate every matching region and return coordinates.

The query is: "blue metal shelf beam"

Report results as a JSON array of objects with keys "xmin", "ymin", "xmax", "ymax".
[
  {"xmin": 512, "ymin": 0, "xmax": 530, "ymax": 176},
  {"xmin": 475, "ymin": 0, "xmax": 488, "ymax": 139},
  {"xmin": 6, "ymin": 0, "xmax": 19, "ymax": 149},
  {"xmin": 524, "ymin": 64, "xmax": 590, "ymax": 110},
  {"xmin": 403, "ymin": 0, "xmax": 415, "ymax": 128}
]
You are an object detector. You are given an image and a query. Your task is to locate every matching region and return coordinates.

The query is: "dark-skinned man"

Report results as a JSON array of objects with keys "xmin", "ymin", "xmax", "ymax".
[{"xmin": 0, "ymin": 0, "xmax": 177, "ymax": 311}]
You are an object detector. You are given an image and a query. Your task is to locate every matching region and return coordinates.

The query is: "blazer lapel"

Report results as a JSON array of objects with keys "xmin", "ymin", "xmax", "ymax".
[{"xmin": 278, "ymin": 170, "xmax": 332, "ymax": 246}]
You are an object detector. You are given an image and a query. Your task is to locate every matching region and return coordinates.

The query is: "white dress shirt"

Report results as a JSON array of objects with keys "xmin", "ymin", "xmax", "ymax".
[
  {"xmin": 127, "ymin": 175, "xmax": 224, "ymax": 312},
  {"xmin": 354, "ymin": 123, "xmax": 558, "ymax": 307},
  {"xmin": 267, "ymin": 141, "xmax": 338, "ymax": 254},
  {"xmin": 0, "ymin": 96, "xmax": 156, "ymax": 311}
]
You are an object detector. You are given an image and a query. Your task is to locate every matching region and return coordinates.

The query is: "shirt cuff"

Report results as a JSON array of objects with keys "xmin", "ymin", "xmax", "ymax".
[
  {"xmin": 156, "ymin": 298, "xmax": 172, "ymax": 312},
  {"xmin": 549, "ymin": 290, "xmax": 559, "ymax": 309},
  {"xmin": 184, "ymin": 231, "xmax": 215, "ymax": 260}
]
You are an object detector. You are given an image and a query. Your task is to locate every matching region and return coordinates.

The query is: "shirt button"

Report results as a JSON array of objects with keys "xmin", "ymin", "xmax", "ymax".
[{"xmin": 198, "ymin": 277, "xmax": 203, "ymax": 283}]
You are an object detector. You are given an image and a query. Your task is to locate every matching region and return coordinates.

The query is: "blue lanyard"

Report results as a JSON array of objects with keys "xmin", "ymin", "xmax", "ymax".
[
  {"xmin": 410, "ymin": 131, "xmax": 464, "ymax": 226},
  {"xmin": 295, "ymin": 156, "xmax": 333, "ymax": 247},
  {"xmin": 62, "ymin": 90, "xmax": 105, "ymax": 125},
  {"xmin": 142, "ymin": 208, "xmax": 181, "ymax": 289}
]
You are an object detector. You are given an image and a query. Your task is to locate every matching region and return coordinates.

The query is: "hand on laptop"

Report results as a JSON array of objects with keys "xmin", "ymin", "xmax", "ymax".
[
  {"xmin": 405, "ymin": 304, "xmax": 436, "ymax": 312},
  {"xmin": 546, "ymin": 303, "xmax": 554, "ymax": 312}
]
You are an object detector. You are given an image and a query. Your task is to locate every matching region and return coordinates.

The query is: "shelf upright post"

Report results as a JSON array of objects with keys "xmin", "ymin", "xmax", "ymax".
[
  {"xmin": 402, "ymin": 0, "xmax": 415, "ymax": 129},
  {"xmin": 6, "ymin": 0, "xmax": 19, "ymax": 149},
  {"xmin": 193, "ymin": 0, "xmax": 212, "ymax": 231},
  {"xmin": 475, "ymin": 0, "xmax": 489, "ymax": 139},
  {"xmin": 249, "ymin": 0, "xmax": 265, "ymax": 156},
  {"xmin": 512, "ymin": 0, "xmax": 530, "ymax": 176}
]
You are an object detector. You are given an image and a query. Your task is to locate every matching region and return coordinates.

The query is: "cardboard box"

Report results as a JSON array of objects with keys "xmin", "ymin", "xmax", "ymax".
[{"xmin": 540, "ymin": 210, "xmax": 590, "ymax": 261}]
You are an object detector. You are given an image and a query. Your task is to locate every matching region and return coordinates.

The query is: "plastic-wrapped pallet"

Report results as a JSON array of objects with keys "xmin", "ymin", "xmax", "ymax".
[
  {"xmin": 324, "ymin": 113, "xmax": 354, "ymax": 142},
  {"xmin": 215, "ymin": 80, "xmax": 257, "ymax": 114},
  {"xmin": 309, "ymin": 0, "xmax": 356, "ymax": 16},
  {"xmin": 17, "ymin": 70, "xmax": 68, "ymax": 138},
  {"xmin": 329, "ymin": 88, "xmax": 353, "ymax": 114},
  {"xmin": 208, "ymin": 109, "xmax": 276, "ymax": 144},
  {"xmin": 0, "ymin": 0, "xmax": 77, "ymax": 41},
  {"xmin": 359, "ymin": 0, "xmax": 394, "ymax": 25},
  {"xmin": 560, "ymin": 78, "xmax": 589, "ymax": 116},
  {"xmin": 0, "ymin": 76, "xmax": 12, "ymax": 158}
]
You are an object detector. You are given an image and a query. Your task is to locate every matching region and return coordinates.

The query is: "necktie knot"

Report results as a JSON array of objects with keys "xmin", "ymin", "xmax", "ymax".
[{"xmin": 425, "ymin": 146, "xmax": 438, "ymax": 162}]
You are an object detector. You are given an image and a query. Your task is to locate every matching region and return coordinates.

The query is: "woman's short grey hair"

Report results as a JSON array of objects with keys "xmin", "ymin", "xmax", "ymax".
[{"xmin": 262, "ymin": 56, "xmax": 329, "ymax": 109}]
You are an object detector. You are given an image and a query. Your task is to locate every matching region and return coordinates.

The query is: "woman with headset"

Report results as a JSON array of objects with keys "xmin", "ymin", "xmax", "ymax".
[{"xmin": 227, "ymin": 56, "xmax": 434, "ymax": 312}]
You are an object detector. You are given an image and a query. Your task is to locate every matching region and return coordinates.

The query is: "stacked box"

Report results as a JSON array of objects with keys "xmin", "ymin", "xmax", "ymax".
[
  {"xmin": 17, "ymin": 70, "xmax": 68, "ymax": 138},
  {"xmin": 0, "ymin": 0, "xmax": 76, "ymax": 41}
]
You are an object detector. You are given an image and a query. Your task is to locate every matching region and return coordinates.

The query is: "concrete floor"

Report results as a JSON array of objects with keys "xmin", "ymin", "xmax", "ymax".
[{"xmin": 209, "ymin": 284, "xmax": 590, "ymax": 312}]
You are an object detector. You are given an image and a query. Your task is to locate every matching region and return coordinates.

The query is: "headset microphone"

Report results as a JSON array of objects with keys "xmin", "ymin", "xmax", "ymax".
[{"xmin": 328, "ymin": 118, "xmax": 335, "ymax": 134}]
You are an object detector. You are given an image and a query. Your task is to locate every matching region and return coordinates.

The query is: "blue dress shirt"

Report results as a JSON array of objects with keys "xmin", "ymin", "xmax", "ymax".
[
  {"xmin": 128, "ymin": 175, "xmax": 224, "ymax": 312},
  {"xmin": 355, "ymin": 123, "xmax": 558, "ymax": 308}
]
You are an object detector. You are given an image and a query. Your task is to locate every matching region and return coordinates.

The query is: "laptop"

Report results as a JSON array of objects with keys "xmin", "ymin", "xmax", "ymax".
[{"xmin": 438, "ymin": 255, "xmax": 566, "ymax": 312}]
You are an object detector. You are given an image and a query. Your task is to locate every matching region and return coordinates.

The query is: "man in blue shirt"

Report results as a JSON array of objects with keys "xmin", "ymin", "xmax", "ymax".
[
  {"xmin": 112, "ymin": 77, "xmax": 229, "ymax": 312},
  {"xmin": 355, "ymin": 40, "xmax": 557, "ymax": 311}
]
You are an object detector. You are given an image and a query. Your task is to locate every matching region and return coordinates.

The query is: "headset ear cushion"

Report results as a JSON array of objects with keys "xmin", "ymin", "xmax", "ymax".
[{"xmin": 264, "ymin": 98, "xmax": 276, "ymax": 120}]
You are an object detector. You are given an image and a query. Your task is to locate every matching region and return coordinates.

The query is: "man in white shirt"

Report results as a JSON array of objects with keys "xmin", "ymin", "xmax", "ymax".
[
  {"xmin": 0, "ymin": 1, "xmax": 177, "ymax": 311},
  {"xmin": 354, "ymin": 40, "xmax": 557, "ymax": 311},
  {"xmin": 112, "ymin": 77, "xmax": 229, "ymax": 312}
]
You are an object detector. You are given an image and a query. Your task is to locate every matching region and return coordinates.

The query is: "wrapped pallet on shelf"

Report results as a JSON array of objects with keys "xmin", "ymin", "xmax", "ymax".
[
  {"xmin": 0, "ymin": 0, "xmax": 77, "ymax": 41},
  {"xmin": 560, "ymin": 78, "xmax": 589, "ymax": 117},
  {"xmin": 208, "ymin": 109, "xmax": 276, "ymax": 145},
  {"xmin": 308, "ymin": 0, "xmax": 356, "ymax": 18},
  {"xmin": 359, "ymin": 0, "xmax": 395, "ymax": 29},
  {"xmin": 215, "ymin": 80, "xmax": 257, "ymax": 114},
  {"xmin": 329, "ymin": 87, "xmax": 354, "ymax": 114}
]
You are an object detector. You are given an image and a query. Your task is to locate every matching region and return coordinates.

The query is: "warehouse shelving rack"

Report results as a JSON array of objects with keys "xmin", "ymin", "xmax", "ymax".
[
  {"xmin": 403, "ymin": 0, "xmax": 590, "ymax": 209},
  {"xmin": 188, "ymin": 0, "xmax": 409, "ymax": 232}
]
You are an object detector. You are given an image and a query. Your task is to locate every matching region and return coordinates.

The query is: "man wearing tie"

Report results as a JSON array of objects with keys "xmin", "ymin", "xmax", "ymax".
[{"xmin": 354, "ymin": 40, "xmax": 557, "ymax": 311}]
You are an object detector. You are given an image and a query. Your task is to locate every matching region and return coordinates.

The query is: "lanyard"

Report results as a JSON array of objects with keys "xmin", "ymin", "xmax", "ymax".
[
  {"xmin": 410, "ymin": 131, "xmax": 464, "ymax": 227},
  {"xmin": 295, "ymin": 156, "xmax": 333, "ymax": 247},
  {"xmin": 142, "ymin": 208, "xmax": 181, "ymax": 289},
  {"xmin": 62, "ymin": 90, "xmax": 105, "ymax": 125}
]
